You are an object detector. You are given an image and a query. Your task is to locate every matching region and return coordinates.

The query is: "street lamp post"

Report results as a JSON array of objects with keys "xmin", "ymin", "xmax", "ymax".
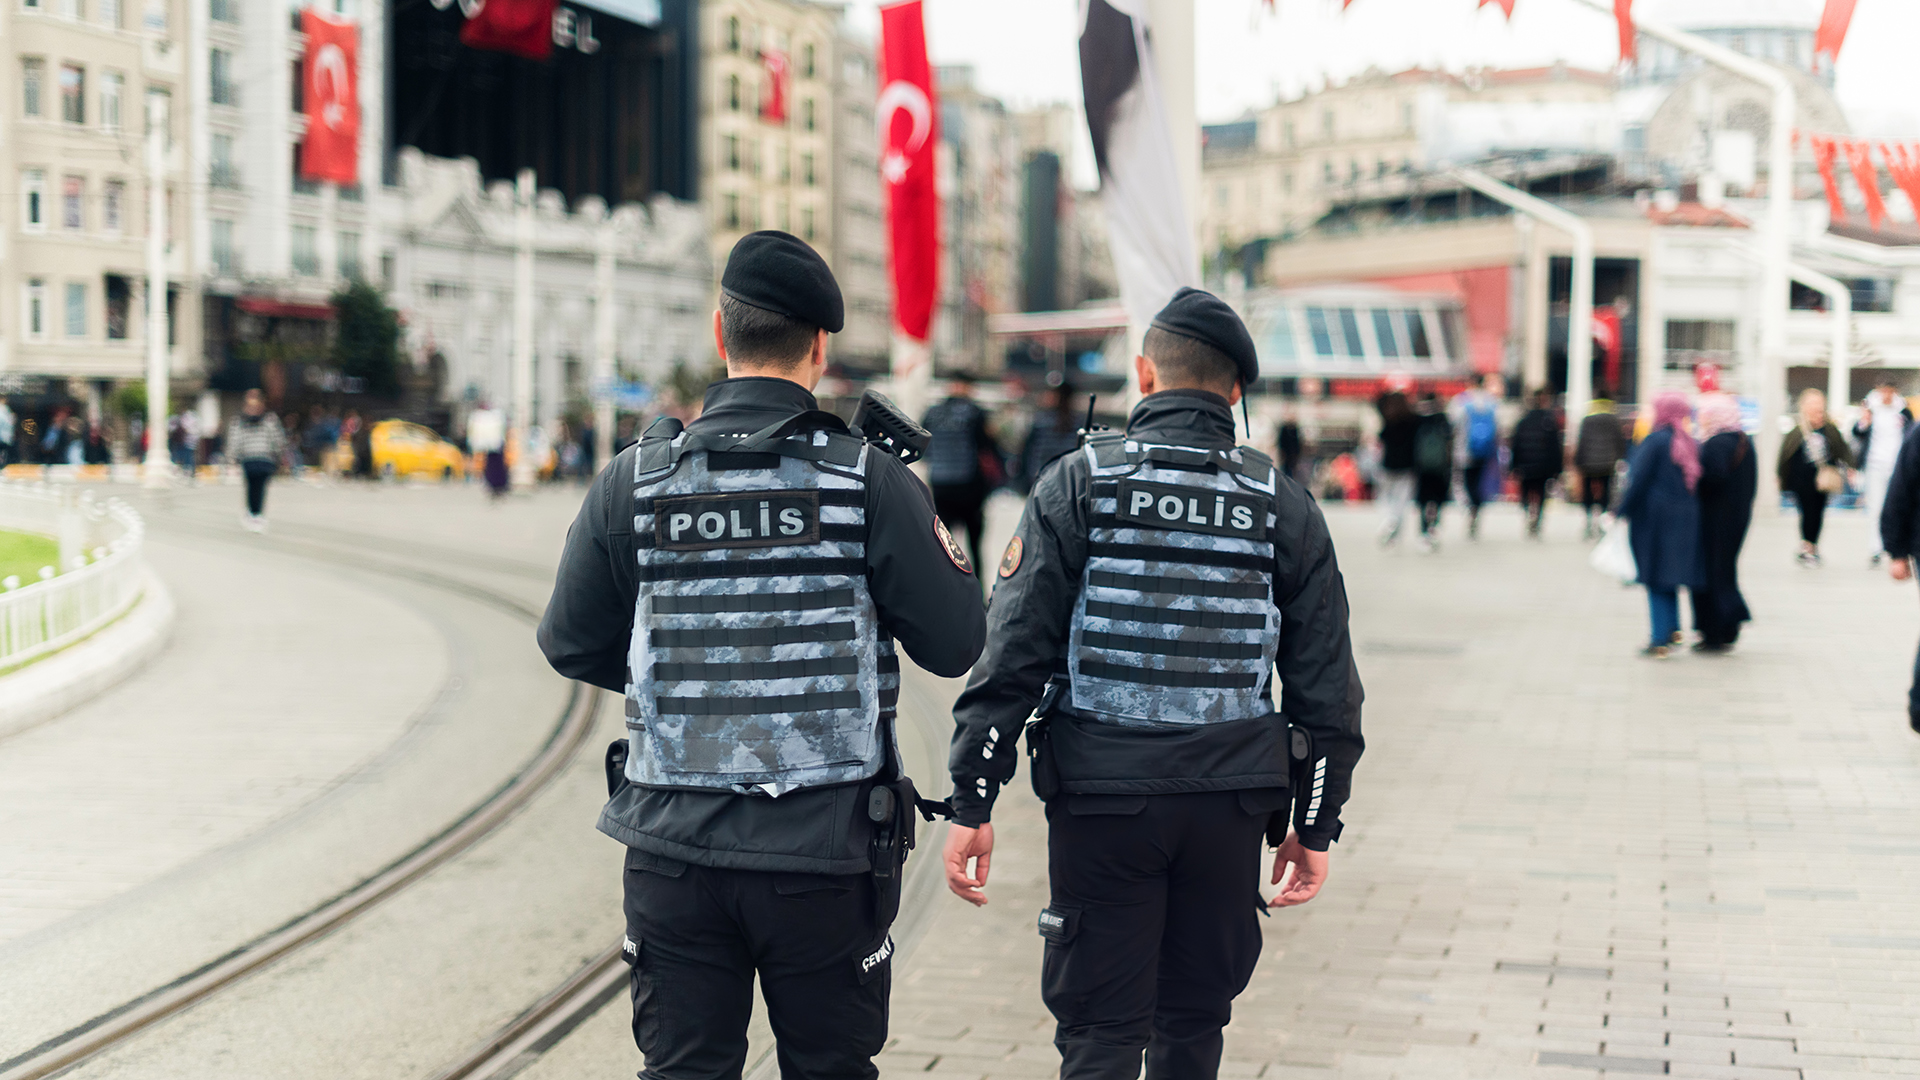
[
  {"xmin": 143, "ymin": 93, "xmax": 170, "ymax": 488},
  {"xmin": 1563, "ymin": 0, "xmax": 1797, "ymax": 503},
  {"xmin": 510, "ymin": 168, "xmax": 536, "ymax": 489}
]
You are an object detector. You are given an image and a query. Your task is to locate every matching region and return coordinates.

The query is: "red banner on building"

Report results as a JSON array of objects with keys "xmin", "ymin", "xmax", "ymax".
[
  {"xmin": 1815, "ymin": 0, "xmax": 1857, "ymax": 63},
  {"xmin": 1614, "ymin": 0, "xmax": 1636, "ymax": 64},
  {"xmin": 299, "ymin": 10, "xmax": 360, "ymax": 185},
  {"xmin": 879, "ymin": 0, "xmax": 939, "ymax": 343},
  {"xmin": 1812, "ymin": 134, "xmax": 1846, "ymax": 221},
  {"xmin": 459, "ymin": 0, "xmax": 558, "ymax": 61},
  {"xmin": 761, "ymin": 49, "xmax": 790, "ymax": 124},
  {"xmin": 1845, "ymin": 138, "xmax": 1889, "ymax": 227},
  {"xmin": 1478, "ymin": 0, "xmax": 1516, "ymax": 19}
]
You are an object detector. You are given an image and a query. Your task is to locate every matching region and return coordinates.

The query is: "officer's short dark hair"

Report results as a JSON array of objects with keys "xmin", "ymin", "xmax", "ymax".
[
  {"xmin": 1143, "ymin": 327, "xmax": 1239, "ymax": 395},
  {"xmin": 720, "ymin": 295, "xmax": 820, "ymax": 372}
]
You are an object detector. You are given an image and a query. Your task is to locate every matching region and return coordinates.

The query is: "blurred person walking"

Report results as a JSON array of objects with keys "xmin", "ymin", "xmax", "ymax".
[
  {"xmin": 1510, "ymin": 388, "xmax": 1563, "ymax": 539},
  {"xmin": 1777, "ymin": 389, "xmax": 1854, "ymax": 566},
  {"xmin": 1412, "ymin": 391, "xmax": 1452, "ymax": 552},
  {"xmin": 1875, "ymin": 418, "xmax": 1920, "ymax": 732},
  {"xmin": 1278, "ymin": 408, "xmax": 1304, "ymax": 484},
  {"xmin": 922, "ymin": 374, "xmax": 1003, "ymax": 574},
  {"xmin": 225, "ymin": 389, "xmax": 288, "ymax": 532},
  {"xmin": 1375, "ymin": 389, "xmax": 1418, "ymax": 546},
  {"xmin": 467, "ymin": 402, "xmax": 509, "ymax": 499},
  {"xmin": 1853, "ymin": 379, "xmax": 1912, "ymax": 566},
  {"xmin": 1574, "ymin": 390, "xmax": 1627, "ymax": 539},
  {"xmin": 1019, "ymin": 387, "xmax": 1081, "ymax": 496},
  {"xmin": 1451, "ymin": 373, "xmax": 1503, "ymax": 539},
  {"xmin": 1618, "ymin": 393, "xmax": 1705, "ymax": 659},
  {"xmin": 1693, "ymin": 395, "xmax": 1756, "ymax": 652}
]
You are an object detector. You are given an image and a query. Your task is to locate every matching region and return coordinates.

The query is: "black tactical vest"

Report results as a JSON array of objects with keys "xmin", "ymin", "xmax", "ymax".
[
  {"xmin": 1067, "ymin": 434, "xmax": 1282, "ymax": 726},
  {"xmin": 625, "ymin": 422, "xmax": 897, "ymax": 796}
]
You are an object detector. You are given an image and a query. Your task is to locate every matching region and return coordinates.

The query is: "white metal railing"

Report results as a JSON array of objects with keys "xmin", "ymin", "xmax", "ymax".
[{"xmin": 0, "ymin": 483, "xmax": 147, "ymax": 673}]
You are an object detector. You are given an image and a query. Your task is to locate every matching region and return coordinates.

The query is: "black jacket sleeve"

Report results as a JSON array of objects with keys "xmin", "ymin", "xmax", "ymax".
[
  {"xmin": 1882, "ymin": 428, "xmax": 1920, "ymax": 560},
  {"xmin": 946, "ymin": 453, "xmax": 1088, "ymax": 826},
  {"xmin": 537, "ymin": 447, "xmax": 640, "ymax": 692},
  {"xmin": 864, "ymin": 453, "xmax": 987, "ymax": 678},
  {"xmin": 1272, "ymin": 482, "xmax": 1365, "ymax": 850}
]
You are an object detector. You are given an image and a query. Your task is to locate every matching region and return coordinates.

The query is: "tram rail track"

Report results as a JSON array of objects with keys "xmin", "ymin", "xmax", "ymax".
[{"xmin": 0, "ymin": 508, "xmax": 602, "ymax": 1080}]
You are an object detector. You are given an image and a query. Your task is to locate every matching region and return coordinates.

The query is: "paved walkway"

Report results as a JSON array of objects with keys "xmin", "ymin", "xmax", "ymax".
[{"xmin": 884, "ymin": 495, "xmax": 1920, "ymax": 1080}]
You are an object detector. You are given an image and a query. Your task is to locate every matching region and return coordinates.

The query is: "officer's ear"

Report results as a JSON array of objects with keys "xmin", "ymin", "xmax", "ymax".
[
  {"xmin": 802, "ymin": 329, "xmax": 830, "ymax": 389},
  {"xmin": 712, "ymin": 310, "xmax": 729, "ymax": 363},
  {"xmin": 1134, "ymin": 354, "xmax": 1159, "ymax": 397}
]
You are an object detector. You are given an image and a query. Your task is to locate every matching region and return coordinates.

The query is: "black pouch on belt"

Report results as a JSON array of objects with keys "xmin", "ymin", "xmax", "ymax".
[
  {"xmin": 604, "ymin": 739, "xmax": 629, "ymax": 799},
  {"xmin": 1026, "ymin": 683, "xmax": 1063, "ymax": 802}
]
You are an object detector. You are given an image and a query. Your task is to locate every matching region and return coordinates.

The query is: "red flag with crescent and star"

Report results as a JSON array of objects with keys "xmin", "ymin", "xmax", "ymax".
[
  {"xmin": 458, "ymin": 0, "xmax": 558, "ymax": 61},
  {"xmin": 299, "ymin": 9, "xmax": 359, "ymax": 185},
  {"xmin": 879, "ymin": 0, "xmax": 939, "ymax": 344}
]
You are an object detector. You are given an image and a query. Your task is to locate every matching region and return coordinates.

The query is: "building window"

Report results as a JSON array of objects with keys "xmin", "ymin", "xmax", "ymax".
[
  {"xmin": 65, "ymin": 282, "xmax": 87, "ymax": 337},
  {"xmin": 1282, "ymin": 120, "xmax": 1294, "ymax": 148},
  {"xmin": 22, "ymin": 0, "xmax": 41, "ymax": 10},
  {"xmin": 24, "ymin": 280, "xmax": 48, "ymax": 341},
  {"xmin": 62, "ymin": 175, "xmax": 83, "ymax": 230},
  {"xmin": 801, "ymin": 206, "xmax": 814, "ymax": 241},
  {"xmin": 725, "ymin": 134, "xmax": 740, "ymax": 171},
  {"xmin": 22, "ymin": 169, "xmax": 47, "ymax": 231},
  {"xmin": 338, "ymin": 230, "xmax": 360, "ymax": 279},
  {"xmin": 100, "ymin": 178, "xmax": 123, "ymax": 232},
  {"xmin": 1664, "ymin": 318, "xmax": 1735, "ymax": 371},
  {"xmin": 1320, "ymin": 108, "xmax": 1334, "ymax": 139},
  {"xmin": 1849, "ymin": 277, "xmax": 1895, "ymax": 313},
  {"xmin": 99, "ymin": 0, "xmax": 119, "ymax": 27},
  {"xmin": 105, "ymin": 275, "xmax": 130, "ymax": 339},
  {"xmin": 802, "ymin": 98, "xmax": 815, "ymax": 132},
  {"xmin": 210, "ymin": 49, "xmax": 236, "ymax": 105},
  {"xmin": 291, "ymin": 224, "xmax": 319, "ymax": 276},
  {"xmin": 210, "ymin": 132, "xmax": 238, "ymax": 186},
  {"xmin": 292, "ymin": 142, "xmax": 318, "ymax": 194},
  {"xmin": 210, "ymin": 218, "xmax": 235, "ymax": 275},
  {"xmin": 143, "ymin": 0, "xmax": 167, "ymax": 33},
  {"xmin": 59, "ymin": 0, "xmax": 80, "ymax": 18},
  {"xmin": 59, "ymin": 63, "xmax": 84, "ymax": 123},
  {"xmin": 727, "ymin": 74, "xmax": 741, "ymax": 111},
  {"xmin": 22, "ymin": 58, "xmax": 45, "ymax": 117},
  {"xmin": 100, "ymin": 71, "xmax": 122, "ymax": 130},
  {"xmin": 802, "ymin": 42, "xmax": 815, "ymax": 78},
  {"xmin": 802, "ymin": 153, "xmax": 815, "ymax": 187},
  {"xmin": 145, "ymin": 86, "xmax": 170, "ymax": 148},
  {"xmin": 210, "ymin": 0, "xmax": 236, "ymax": 21},
  {"xmin": 726, "ymin": 15, "xmax": 740, "ymax": 52},
  {"xmin": 723, "ymin": 192, "xmax": 740, "ymax": 229}
]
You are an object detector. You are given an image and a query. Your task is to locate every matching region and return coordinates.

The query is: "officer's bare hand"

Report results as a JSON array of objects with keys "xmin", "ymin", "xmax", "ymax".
[
  {"xmin": 1268, "ymin": 832, "xmax": 1329, "ymax": 908},
  {"xmin": 1892, "ymin": 558, "xmax": 1912, "ymax": 582},
  {"xmin": 943, "ymin": 823, "xmax": 995, "ymax": 907}
]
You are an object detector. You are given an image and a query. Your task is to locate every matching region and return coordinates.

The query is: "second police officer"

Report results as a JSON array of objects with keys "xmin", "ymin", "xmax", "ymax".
[
  {"xmin": 941, "ymin": 287, "xmax": 1366, "ymax": 1079},
  {"xmin": 538, "ymin": 231, "xmax": 987, "ymax": 1079}
]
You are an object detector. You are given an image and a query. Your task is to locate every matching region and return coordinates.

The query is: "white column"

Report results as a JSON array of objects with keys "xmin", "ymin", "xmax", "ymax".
[
  {"xmin": 593, "ymin": 215, "xmax": 616, "ymax": 472},
  {"xmin": 143, "ymin": 92, "xmax": 171, "ymax": 486},
  {"xmin": 509, "ymin": 168, "xmax": 535, "ymax": 488},
  {"xmin": 318, "ymin": 182, "xmax": 340, "ymax": 287}
]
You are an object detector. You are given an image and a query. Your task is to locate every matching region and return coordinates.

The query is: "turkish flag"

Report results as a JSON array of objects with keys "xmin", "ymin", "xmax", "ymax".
[
  {"xmin": 1614, "ymin": 0, "xmax": 1636, "ymax": 64},
  {"xmin": 300, "ymin": 10, "xmax": 359, "ymax": 185},
  {"xmin": 761, "ymin": 50, "xmax": 790, "ymax": 124},
  {"xmin": 879, "ymin": 0, "xmax": 939, "ymax": 343},
  {"xmin": 1815, "ymin": 0, "xmax": 1856, "ymax": 63},
  {"xmin": 459, "ymin": 0, "xmax": 557, "ymax": 61}
]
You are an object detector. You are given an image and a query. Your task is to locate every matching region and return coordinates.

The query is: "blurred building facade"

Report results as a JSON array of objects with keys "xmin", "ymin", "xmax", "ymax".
[
  {"xmin": 933, "ymin": 65, "xmax": 1021, "ymax": 373},
  {"xmin": 828, "ymin": 29, "xmax": 888, "ymax": 372},
  {"xmin": 1, "ymin": 0, "xmax": 198, "ymax": 428}
]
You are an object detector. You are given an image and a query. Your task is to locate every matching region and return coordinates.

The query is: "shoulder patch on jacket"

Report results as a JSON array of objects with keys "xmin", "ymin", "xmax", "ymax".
[
  {"xmin": 998, "ymin": 535, "xmax": 1023, "ymax": 578},
  {"xmin": 936, "ymin": 517, "xmax": 973, "ymax": 573}
]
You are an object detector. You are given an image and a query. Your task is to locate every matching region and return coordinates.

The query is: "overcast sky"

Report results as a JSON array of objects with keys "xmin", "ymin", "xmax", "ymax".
[{"xmin": 842, "ymin": 0, "xmax": 1919, "ymax": 142}]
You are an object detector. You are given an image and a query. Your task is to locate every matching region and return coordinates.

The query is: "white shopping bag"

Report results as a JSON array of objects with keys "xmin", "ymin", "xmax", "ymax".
[{"xmin": 1589, "ymin": 515, "xmax": 1637, "ymax": 585}]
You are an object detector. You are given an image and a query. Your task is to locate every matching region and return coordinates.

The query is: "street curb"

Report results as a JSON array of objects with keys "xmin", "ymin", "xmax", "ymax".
[{"xmin": 0, "ymin": 568, "xmax": 176, "ymax": 743}]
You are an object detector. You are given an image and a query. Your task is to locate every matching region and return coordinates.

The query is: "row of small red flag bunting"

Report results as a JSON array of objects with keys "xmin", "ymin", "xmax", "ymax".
[
  {"xmin": 1805, "ymin": 134, "xmax": 1920, "ymax": 229},
  {"xmin": 1317, "ymin": 0, "xmax": 1859, "ymax": 69}
]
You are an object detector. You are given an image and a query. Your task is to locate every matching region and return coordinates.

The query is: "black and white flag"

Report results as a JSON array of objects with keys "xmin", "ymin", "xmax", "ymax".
[{"xmin": 1080, "ymin": 0, "xmax": 1198, "ymax": 330}]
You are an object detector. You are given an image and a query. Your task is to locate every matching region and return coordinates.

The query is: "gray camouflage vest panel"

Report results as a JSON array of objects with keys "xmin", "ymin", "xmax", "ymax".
[
  {"xmin": 625, "ymin": 429, "xmax": 898, "ymax": 796},
  {"xmin": 1067, "ymin": 434, "xmax": 1281, "ymax": 727}
]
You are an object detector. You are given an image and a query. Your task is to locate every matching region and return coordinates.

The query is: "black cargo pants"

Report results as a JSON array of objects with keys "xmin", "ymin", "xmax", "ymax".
[
  {"xmin": 621, "ymin": 849, "xmax": 890, "ymax": 1080},
  {"xmin": 1041, "ymin": 789, "xmax": 1275, "ymax": 1080}
]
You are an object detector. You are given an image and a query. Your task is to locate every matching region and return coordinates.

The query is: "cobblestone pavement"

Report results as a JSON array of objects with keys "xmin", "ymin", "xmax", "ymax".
[{"xmin": 883, "ymin": 496, "xmax": 1920, "ymax": 1080}]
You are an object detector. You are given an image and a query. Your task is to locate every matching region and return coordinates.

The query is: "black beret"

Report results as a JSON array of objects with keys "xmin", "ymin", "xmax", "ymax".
[
  {"xmin": 720, "ymin": 230, "xmax": 844, "ymax": 334},
  {"xmin": 1149, "ymin": 287, "xmax": 1259, "ymax": 387}
]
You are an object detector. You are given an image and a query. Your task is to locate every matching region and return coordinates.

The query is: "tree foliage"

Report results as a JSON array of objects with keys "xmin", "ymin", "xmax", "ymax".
[{"xmin": 330, "ymin": 280, "xmax": 402, "ymax": 396}]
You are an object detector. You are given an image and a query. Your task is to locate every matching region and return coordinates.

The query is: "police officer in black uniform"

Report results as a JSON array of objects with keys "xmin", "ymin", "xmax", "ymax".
[
  {"xmin": 539, "ymin": 231, "xmax": 987, "ymax": 1079},
  {"xmin": 940, "ymin": 287, "xmax": 1365, "ymax": 1080}
]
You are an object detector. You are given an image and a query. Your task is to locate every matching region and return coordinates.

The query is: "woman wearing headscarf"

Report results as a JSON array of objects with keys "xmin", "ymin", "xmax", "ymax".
[
  {"xmin": 1617, "ymin": 393, "xmax": 1706, "ymax": 658},
  {"xmin": 1693, "ymin": 395, "xmax": 1756, "ymax": 652},
  {"xmin": 1776, "ymin": 388, "xmax": 1855, "ymax": 566}
]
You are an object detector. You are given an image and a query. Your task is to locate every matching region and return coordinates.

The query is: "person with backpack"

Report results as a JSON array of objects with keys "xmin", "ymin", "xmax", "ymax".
[
  {"xmin": 1412, "ymin": 391, "xmax": 1453, "ymax": 552},
  {"xmin": 1574, "ymin": 390, "xmax": 1628, "ymax": 539},
  {"xmin": 1450, "ymin": 374, "xmax": 1503, "ymax": 539},
  {"xmin": 1510, "ymin": 388, "xmax": 1565, "ymax": 539}
]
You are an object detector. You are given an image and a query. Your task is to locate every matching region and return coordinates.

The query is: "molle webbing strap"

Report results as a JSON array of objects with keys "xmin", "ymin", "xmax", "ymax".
[
  {"xmin": 1077, "ymin": 662, "xmax": 1261, "ymax": 690},
  {"xmin": 653, "ymin": 588, "xmax": 856, "ymax": 615},
  {"xmin": 1083, "ymin": 600, "xmax": 1267, "ymax": 631},
  {"xmin": 650, "ymin": 690, "xmax": 866, "ymax": 716},
  {"xmin": 651, "ymin": 622, "xmax": 858, "ymax": 648},
  {"xmin": 1086, "ymin": 570, "xmax": 1268, "ymax": 600},
  {"xmin": 1082, "ymin": 631, "xmax": 1265, "ymax": 661},
  {"xmin": 636, "ymin": 557, "xmax": 864, "ymax": 582}
]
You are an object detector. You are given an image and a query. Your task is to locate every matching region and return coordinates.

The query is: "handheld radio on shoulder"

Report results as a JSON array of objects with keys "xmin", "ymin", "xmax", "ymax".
[
  {"xmin": 850, "ymin": 389, "xmax": 931, "ymax": 465},
  {"xmin": 1076, "ymin": 394, "xmax": 1110, "ymax": 448}
]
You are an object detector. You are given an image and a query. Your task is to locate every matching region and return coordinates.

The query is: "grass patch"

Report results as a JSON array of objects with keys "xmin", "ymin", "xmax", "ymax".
[{"xmin": 0, "ymin": 528, "xmax": 60, "ymax": 585}]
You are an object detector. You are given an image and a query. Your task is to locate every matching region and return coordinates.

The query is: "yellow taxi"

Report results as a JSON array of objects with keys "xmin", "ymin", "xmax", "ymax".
[{"xmin": 341, "ymin": 420, "xmax": 467, "ymax": 481}]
